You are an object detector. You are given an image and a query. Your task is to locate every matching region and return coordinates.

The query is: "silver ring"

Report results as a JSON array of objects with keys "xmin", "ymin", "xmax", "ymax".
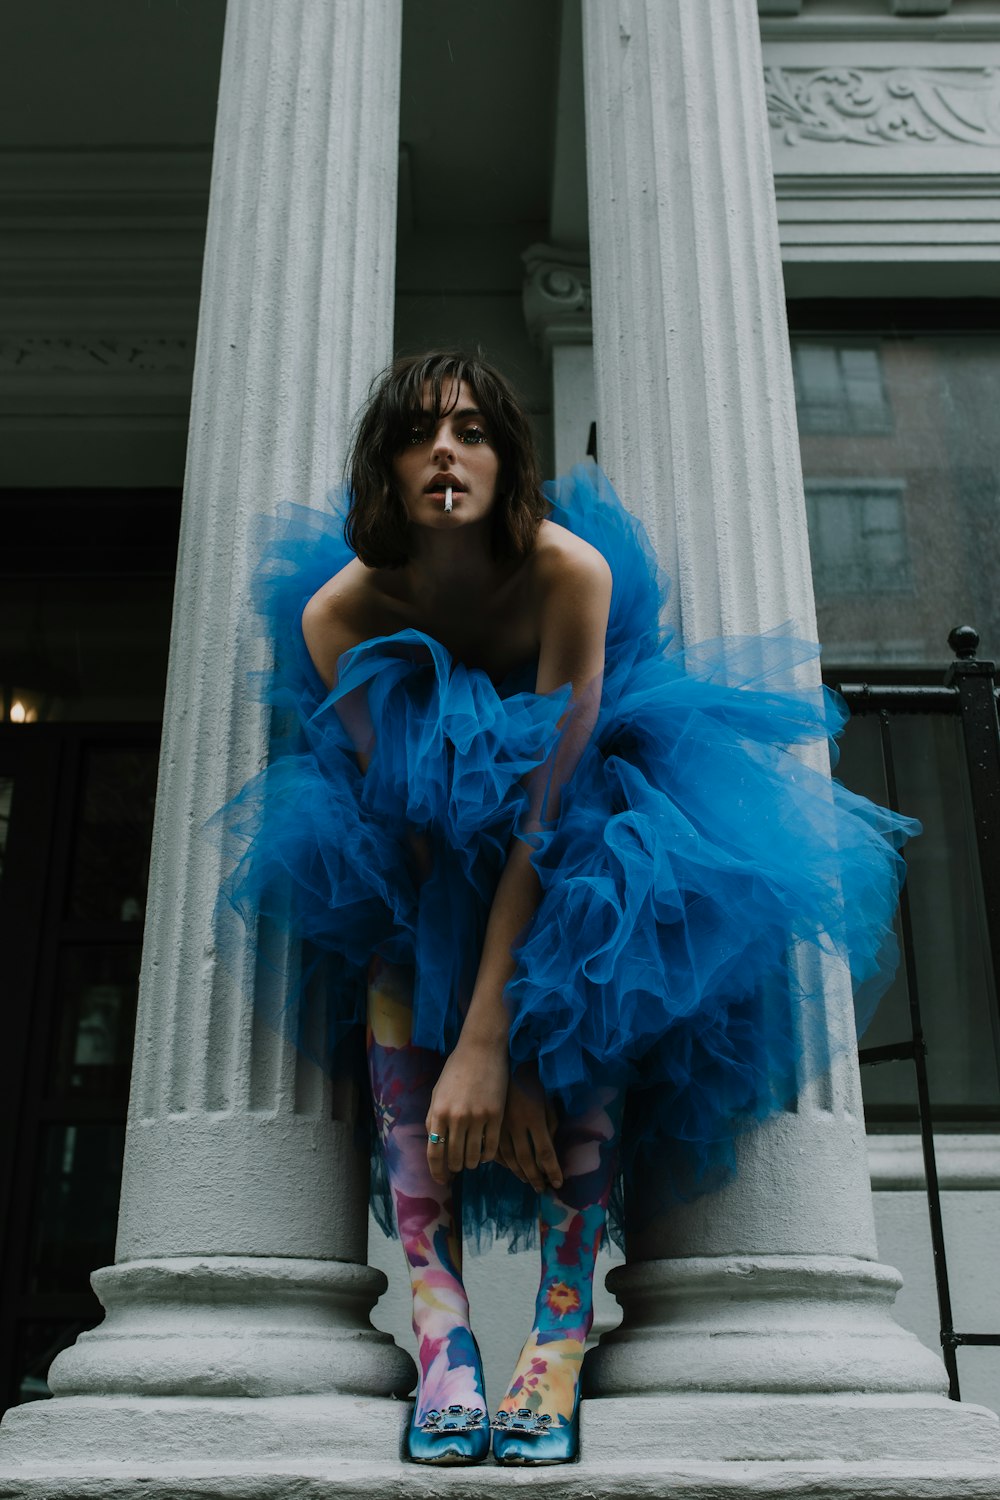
[{"xmin": 428, "ymin": 1131, "xmax": 446, "ymax": 1145}]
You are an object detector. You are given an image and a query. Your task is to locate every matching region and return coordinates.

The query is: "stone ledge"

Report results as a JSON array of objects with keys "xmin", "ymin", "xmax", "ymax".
[
  {"xmin": 2, "ymin": 1391, "xmax": 996, "ymax": 1496},
  {"xmin": 2, "ymin": 1457, "xmax": 999, "ymax": 1500}
]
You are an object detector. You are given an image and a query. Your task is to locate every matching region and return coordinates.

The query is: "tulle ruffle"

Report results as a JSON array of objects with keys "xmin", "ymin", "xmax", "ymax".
[{"xmin": 214, "ymin": 465, "xmax": 918, "ymax": 1246}]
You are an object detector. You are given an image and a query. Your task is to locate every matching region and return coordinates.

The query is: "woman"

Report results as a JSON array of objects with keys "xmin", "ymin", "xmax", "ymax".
[{"xmin": 220, "ymin": 350, "xmax": 917, "ymax": 1466}]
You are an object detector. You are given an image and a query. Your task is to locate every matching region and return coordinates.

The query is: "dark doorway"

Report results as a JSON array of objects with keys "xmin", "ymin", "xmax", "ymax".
[
  {"xmin": 0, "ymin": 723, "xmax": 159, "ymax": 1410},
  {"xmin": 0, "ymin": 486, "xmax": 177, "ymax": 1412}
]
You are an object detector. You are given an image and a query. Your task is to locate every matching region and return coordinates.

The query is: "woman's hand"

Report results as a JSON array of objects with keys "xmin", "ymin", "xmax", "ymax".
[
  {"xmin": 497, "ymin": 1064, "xmax": 563, "ymax": 1195},
  {"xmin": 425, "ymin": 1037, "xmax": 508, "ymax": 1185}
]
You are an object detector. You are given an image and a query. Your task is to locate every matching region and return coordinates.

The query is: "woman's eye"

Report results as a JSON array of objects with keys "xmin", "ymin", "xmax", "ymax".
[
  {"xmin": 407, "ymin": 426, "xmax": 427, "ymax": 445},
  {"xmin": 460, "ymin": 427, "xmax": 488, "ymax": 445}
]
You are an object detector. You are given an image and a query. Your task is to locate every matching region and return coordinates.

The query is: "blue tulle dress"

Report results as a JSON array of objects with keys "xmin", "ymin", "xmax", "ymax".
[{"xmin": 216, "ymin": 465, "xmax": 918, "ymax": 1247}]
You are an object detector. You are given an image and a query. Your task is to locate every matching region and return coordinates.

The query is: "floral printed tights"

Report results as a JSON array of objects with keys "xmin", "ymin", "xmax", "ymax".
[{"xmin": 367, "ymin": 959, "xmax": 621, "ymax": 1428}]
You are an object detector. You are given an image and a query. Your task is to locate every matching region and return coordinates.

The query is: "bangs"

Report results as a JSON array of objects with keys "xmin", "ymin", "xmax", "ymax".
[{"xmin": 382, "ymin": 354, "xmax": 501, "ymax": 449}]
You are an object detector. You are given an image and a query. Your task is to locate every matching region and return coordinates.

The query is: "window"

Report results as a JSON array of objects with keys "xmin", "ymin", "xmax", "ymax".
[
  {"xmin": 790, "ymin": 305, "xmax": 1000, "ymax": 672},
  {"xmin": 793, "ymin": 342, "xmax": 892, "ymax": 436},
  {"xmin": 805, "ymin": 479, "xmax": 911, "ymax": 597}
]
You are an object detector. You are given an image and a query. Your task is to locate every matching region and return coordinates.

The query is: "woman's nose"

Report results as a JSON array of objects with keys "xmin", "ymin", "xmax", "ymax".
[{"xmin": 430, "ymin": 425, "xmax": 456, "ymax": 462}]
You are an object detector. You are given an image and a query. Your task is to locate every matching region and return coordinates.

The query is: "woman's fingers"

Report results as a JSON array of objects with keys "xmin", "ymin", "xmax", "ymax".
[
  {"xmin": 425, "ymin": 1115, "xmax": 503, "ymax": 1179},
  {"xmin": 424, "ymin": 1040, "xmax": 509, "ymax": 1179},
  {"xmin": 463, "ymin": 1125, "xmax": 487, "ymax": 1172},
  {"xmin": 497, "ymin": 1123, "xmax": 564, "ymax": 1196},
  {"xmin": 425, "ymin": 1125, "xmax": 451, "ymax": 1185},
  {"xmin": 499, "ymin": 1131, "xmax": 528, "ymax": 1183},
  {"xmin": 481, "ymin": 1119, "xmax": 501, "ymax": 1164},
  {"xmin": 499, "ymin": 1079, "xmax": 564, "ymax": 1194},
  {"xmin": 512, "ymin": 1131, "xmax": 547, "ymax": 1194},
  {"xmin": 532, "ymin": 1129, "xmax": 564, "ymax": 1193},
  {"xmin": 433, "ymin": 1124, "xmax": 487, "ymax": 1174}
]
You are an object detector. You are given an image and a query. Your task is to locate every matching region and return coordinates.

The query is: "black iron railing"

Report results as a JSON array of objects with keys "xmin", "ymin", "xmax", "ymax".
[{"xmin": 838, "ymin": 627, "xmax": 1000, "ymax": 1401}]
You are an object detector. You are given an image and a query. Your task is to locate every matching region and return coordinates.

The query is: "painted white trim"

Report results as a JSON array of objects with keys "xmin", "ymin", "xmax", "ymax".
[
  {"xmin": 777, "ymin": 177, "xmax": 1000, "ymax": 262},
  {"xmin": 869, "ymin": 1133, "xmax": 1000, "ymax": 1190}
]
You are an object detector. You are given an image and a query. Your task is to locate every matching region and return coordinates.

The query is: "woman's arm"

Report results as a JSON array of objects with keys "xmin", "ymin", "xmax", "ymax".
[{"xmin": 425, "ymin": 537, "xmax": 613, "ymax": 1189}]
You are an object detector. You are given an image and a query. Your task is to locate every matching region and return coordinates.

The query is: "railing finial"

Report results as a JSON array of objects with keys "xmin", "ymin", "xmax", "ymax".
[{"xmin": 948, "ymin": 626, "xmax": 980, "ymax": 662}]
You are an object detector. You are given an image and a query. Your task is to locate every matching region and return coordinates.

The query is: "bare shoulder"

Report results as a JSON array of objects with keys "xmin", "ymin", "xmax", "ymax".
[
  {"xmin": 530, "ymin": 519, "xmax": 612, "ymax": 603},
  {"xmin": 530, "ymin": 521, "xmax": 612, "ymax": 693},
  {"xmin": 301, "ymin": 558, "xmax": 379, "ymax": 687}
]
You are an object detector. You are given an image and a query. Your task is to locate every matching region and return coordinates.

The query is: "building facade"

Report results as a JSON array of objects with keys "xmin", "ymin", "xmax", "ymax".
[{"xmin": 1, "ymin": 1, "xmax": 999, "ymax": 1494}]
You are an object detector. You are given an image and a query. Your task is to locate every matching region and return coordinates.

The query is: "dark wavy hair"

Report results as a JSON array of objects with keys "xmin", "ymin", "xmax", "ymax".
[{"xmin": 344, "ymin": 351, "xmax": 546, "ymax": 568}]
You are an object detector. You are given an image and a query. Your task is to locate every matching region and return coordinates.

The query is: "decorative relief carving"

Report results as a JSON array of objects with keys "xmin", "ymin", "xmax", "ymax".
[
  {"xmin": 533, "ymin": 264, "xmax": 592, "ymax": 316},
  {"xmin": 764, "ymin": 67, "xmax": 1000, "ymax": 147},
  {"xmin": 0, "ymin": 336, "xmax": 194, "ymax": 374},
  {"xmin": 521, "ymin": 244, "xmax": 592, "ymax": 353}
]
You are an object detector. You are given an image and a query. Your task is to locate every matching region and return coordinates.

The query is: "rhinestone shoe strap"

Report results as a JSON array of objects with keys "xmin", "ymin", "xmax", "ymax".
[
  {"xmin": 491, "ymin": 1408, "xmax": 555, "ymax": 1436},
  {"xmin": 418, "ymin": 1404, "xmax": 487, "ymax": 1434}
]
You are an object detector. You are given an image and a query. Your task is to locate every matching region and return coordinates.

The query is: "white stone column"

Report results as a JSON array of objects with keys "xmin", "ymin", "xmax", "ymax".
[
  {"xmin": 579, "ymin": 0, "xmax": 1000, "ymax": 1478},
  {"xmin": 0, "ymin": 0, "xmax": 413, "ymax": 1487}
]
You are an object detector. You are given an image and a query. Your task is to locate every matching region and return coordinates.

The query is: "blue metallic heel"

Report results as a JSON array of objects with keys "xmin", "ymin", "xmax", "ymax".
[
  {"xmin": 491, "ymin": 1392, "xmax": 581, "ymax": 1466},
  {"xmin": 402, "ymin": 1330, "xmax": 490, "ymax": 1466},
  {"xmin": 404, "ymin": 1402, "xmax": 490, "ymax": 1465}
]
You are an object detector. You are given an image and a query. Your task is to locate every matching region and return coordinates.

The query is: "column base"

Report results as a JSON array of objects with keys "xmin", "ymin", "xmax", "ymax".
[
  {"xmin": 583, "ymin": 1255, "xmax": 958, "ymax": 1397},
  {"xmin": 46, "ymin": 1256, "xmax": 416, "ymax": 1399}
]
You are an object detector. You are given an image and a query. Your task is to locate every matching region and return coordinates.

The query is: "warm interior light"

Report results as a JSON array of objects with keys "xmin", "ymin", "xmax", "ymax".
[{"xmin": 9, "ymin": 700, "xmax": 37, "ymax": 724}]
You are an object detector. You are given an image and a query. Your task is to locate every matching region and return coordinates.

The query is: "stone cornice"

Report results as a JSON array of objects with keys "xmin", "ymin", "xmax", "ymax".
[
  {"xmin": 0, "ymin": 148, "xmax": 212, "ymax": 226},
  {"xmin": 763, "ymin": 22, "xmax": 1000, "ymax": 42},
  {"xmin": 760, "ymin": 4, "xmax": 1000, "ymax": 45},
  {"xmin": 521, "ymin": 243, "xmax": 592, "ymax": 354},
  {"xmin": 0, "ymin": 150, "xmax": 209, "ymax": 311},
  {"xmin": 776, "ymin": 170, "xmax": 1000, "ymax": 194}
]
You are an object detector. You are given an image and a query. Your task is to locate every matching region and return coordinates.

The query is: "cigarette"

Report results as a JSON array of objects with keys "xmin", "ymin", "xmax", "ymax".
[{"xmin": 445, "ymin": 486, "xmax": 453, "ymax": 513}]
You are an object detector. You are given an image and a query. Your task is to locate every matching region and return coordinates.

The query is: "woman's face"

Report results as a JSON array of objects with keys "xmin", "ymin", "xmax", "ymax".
[{"xmin": 391, "ymin": 379, "xmax": 501, "ymax": 533}]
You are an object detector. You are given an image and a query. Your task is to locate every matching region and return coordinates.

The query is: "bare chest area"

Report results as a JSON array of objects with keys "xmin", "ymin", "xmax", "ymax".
[{"xmin": 373, "ymin": 578, "xmax": 540, "ymax": 686}]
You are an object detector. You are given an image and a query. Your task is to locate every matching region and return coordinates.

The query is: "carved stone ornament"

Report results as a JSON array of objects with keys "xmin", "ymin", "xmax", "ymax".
[
  {"xmin": 521, "ymin": 243, "xmax": 593, "ymax": 354},
  {"xmin": 764, "ymin": 66, "xmax": 1000, "ymax": 147},
  {"xmin": 0, "ymin": 335, "xmax": 194, "ymax": 374}
]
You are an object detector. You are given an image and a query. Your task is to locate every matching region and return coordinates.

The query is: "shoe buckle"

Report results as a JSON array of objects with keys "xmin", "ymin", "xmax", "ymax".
[
  {"xmin": 419, "ymin": 1405, "xmax": 486, "ymax": 1434},
  {"xmin": 491, "ymin": 1407, "xmax": 554, "ymax": 1436}
]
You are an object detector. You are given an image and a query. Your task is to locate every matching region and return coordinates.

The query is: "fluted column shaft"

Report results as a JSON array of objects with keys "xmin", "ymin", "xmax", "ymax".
[
  {"xmin": 0, "ymin": 2, "xmax": 413, "ymax": 1482},
  {"xmin": 578, "ymin": 0, "xmax": 1000, "ymax": 1472},
  {"xmin": 111, "ymin": 0, "xmax": 402, "ymax": 1276},
  {"xmin": 583, "ymin": 0, "xmax": 870, "ymax": 1271}
]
